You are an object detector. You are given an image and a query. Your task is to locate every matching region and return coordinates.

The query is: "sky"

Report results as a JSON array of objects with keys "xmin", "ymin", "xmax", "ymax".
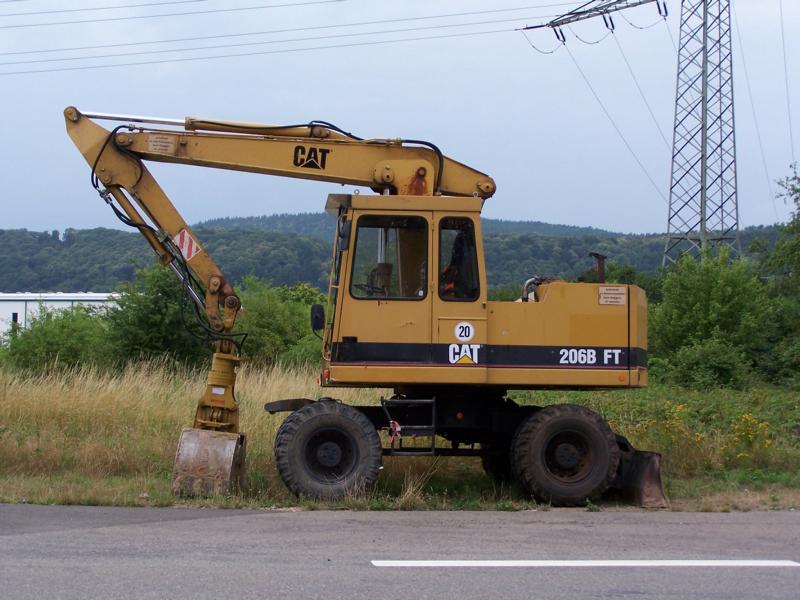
[{"xmin": 0, "ymin": 0, "xmax": 797, "ymax": 234}]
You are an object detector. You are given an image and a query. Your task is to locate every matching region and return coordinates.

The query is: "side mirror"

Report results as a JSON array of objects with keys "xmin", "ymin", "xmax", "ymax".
[{"xmin": 310, "ymin": 304, "xmax": 325, "ymax": 332}]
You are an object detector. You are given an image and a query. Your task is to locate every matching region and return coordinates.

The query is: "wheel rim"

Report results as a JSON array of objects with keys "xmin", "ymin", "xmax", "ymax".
[
  {"xmin": 303, "ymin": 428, "xmax": 359, "ymax": 482},
  {"xmin": 542, "ymin": 429, "xmax": 593, "ymax": 483}
]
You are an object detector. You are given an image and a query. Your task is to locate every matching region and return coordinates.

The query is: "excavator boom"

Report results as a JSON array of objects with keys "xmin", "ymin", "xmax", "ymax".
[{"xmin": 69, "ymin": 108, "xmax": 496, "ymax": 198}]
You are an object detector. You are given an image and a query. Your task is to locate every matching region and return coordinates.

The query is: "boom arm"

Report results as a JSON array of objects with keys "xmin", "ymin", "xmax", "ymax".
[{"xmin": 64, "ymin": 105, "xmax": 496, "ymax": 324}]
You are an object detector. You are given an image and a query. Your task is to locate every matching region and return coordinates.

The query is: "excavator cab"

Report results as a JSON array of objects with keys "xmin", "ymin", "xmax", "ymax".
[{"xmin": 320, "ymin": 195, "xmax": 490, "ymax": 387}]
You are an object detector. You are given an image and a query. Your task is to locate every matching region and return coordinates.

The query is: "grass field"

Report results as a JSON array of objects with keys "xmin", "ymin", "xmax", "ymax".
[{"xmin": 1, "ymin": 363, "xmax": 798, "ymax": 511}]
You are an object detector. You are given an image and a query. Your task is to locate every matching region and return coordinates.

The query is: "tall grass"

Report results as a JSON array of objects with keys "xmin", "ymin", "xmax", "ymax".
[
  {"xmin": 1, "ymin": 362, "xmax": 798, "ymax": 509},
  {"xmin": 0, "ymin": 361, "xmax": 384, "ymax": 504}
]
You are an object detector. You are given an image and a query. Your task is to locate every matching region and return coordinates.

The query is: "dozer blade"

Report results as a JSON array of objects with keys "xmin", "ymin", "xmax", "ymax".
[
  {"xmin": 611, "ymin": 436, "xmax": 670, "ymax": 509},
  {"xmin": 171, "ymin": 427, "xmax": 246, "ymax": 496}
]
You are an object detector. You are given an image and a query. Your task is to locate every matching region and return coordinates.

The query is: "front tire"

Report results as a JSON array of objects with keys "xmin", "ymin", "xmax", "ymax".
[
  {"xmin": 512, "ymin": 404, "xmax": 619, "ymax": 506},
  {"xmin": 274, "ymin": 400, "xmax": 382, "ymax": 500}
]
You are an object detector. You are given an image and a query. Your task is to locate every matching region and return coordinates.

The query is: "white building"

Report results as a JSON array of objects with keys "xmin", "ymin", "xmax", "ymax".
[{"xmin": 0, "ymin": 292, "xmax": 118, "ymax": 335}]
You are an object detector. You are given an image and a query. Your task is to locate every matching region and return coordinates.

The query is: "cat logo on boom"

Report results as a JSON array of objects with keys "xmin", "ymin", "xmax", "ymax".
[{"xmin": 293, "ymin": 145, "xmax": 331, "ymax": 170}]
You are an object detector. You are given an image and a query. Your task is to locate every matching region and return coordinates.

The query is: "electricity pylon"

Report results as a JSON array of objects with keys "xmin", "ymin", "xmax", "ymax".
[{"xmin": 525, "ymin": 0, "xmax": 741, "ymax": 265}]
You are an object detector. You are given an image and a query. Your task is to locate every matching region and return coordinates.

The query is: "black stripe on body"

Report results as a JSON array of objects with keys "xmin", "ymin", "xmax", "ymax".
[{"xmin": 332, "ymin": 342, "xmax": 647, "ymax": 369}]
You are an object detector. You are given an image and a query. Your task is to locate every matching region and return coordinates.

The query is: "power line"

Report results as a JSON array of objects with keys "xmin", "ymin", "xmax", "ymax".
[
  {"xmin": 611, "ymin": 31, "xmax": 670, "ymax": 148},
  {"xmin": 617, "ymin": 10, "xmax": 662, "ymax": 30},
  {"xmin": 778, "ymin": 0, "xmax": 796, "ymax": 164},
  {"xmin": 0, "ymin": 27, "xmax": 515, "ymax": 76},
  {"xmin": 733, "ymin": 2, "xmax": 777, "ymax": 220},
  {"xmin": 0, "ymin": 0, "xmax": 344, "ymax": 29},
  {"xmin": 0, "ymin": 3, "xmax": 582, "ymax": 55},
  {"xmin": 0, "ymin": 0, "xmax": 205, "ymax": 18},
  {"xmin": 561, "ymin": 42, "xmax": 668, "ymax": 204},
  {"xmin": 0, "ymin": 14, "xmax": 562, "ymax": 67},
  {"xmin": 661, "ymin": 13, "xmax": 677, "ymax": 54},
  {"xmin": 566, "ymin": 24, "xmax": 611, "ymax": 44},
  {"xmin": 521, "ymin": 29, "xmax": 561, "ymax": 54}
]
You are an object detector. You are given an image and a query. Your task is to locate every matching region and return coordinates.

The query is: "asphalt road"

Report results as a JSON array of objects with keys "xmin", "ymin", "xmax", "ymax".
[{"xmin": 1, "ymin": 504, "xmax": 799, "ymax": 599}]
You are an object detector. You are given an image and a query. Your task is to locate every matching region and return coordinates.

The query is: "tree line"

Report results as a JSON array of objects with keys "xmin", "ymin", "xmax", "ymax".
[{"xmin": 0, "ymin": 219, "xmax": 779, "ymax": 293}]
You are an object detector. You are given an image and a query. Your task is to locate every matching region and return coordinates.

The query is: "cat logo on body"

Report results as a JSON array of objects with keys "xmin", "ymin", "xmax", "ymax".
[
  {"xmin": 293, "ymin": 145, "xmax": 331, "ymax": 170},
  {"xmin": 449, "ymin": 344, "xmax": 481, "ymax": 365}
]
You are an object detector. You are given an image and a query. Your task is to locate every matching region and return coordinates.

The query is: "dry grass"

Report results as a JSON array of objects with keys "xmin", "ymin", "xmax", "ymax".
[
  {"xmin": 0, "ymin": 361, "xmax": 387, "ymax": 506},
  {"xmin": 1, "ymin": 362, "xmax": 798, "ymax": 510}
]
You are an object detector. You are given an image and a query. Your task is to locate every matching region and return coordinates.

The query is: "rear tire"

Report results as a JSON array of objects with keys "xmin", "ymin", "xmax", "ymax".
[
  {"xmin": 274, "ymin": 400, "xmax": 382, "ymax": 500},
  {"xmin": 511, "ymin": 404, "xmax": 619, "ymax": 506}
]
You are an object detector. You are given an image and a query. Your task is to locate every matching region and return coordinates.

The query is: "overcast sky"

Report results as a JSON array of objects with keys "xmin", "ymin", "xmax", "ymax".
[{"xmin": 0, "ymin": 0, "xmax": 797, "ymax": 234}]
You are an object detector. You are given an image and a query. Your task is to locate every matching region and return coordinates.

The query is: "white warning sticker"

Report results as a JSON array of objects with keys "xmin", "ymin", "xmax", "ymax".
[
  {"xmin": 147, "ymin": 134, "xmax": 177, "ymax": 155},
  {"xmin": 598, "ymin": 286, "xmax": 627, "ymax": 305}
]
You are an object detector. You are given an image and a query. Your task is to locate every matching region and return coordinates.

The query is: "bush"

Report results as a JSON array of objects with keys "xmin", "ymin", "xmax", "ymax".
[
  {"xmin": 234, "ymin": 277, "xmax": 324, "ymax": 366},
  {"xmin": 0, "ymin": 268, "xmax": 326, "ymax": 373},
  {"xmin": 758, "ymin": 167, "xmax": 800, "ymax": 386},
  {"xmin": 4, "ymin": 305, "xmax": 112, "ymax": 371},
  {"xmin": 649, "ymin": 250, "xmax": 773, "ymax": 388},
  {"xmin": 663, "ymin": 334, "xmax": 754, "ymax": 390},
  {"xmin": 105, "ymin": 266, "xmax": 208, "ymax": 366}
]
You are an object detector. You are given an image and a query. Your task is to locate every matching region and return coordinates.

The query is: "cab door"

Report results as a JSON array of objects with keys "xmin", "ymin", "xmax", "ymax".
[
  {"xmin": 333, "ymin": 210, "xmax": 432, "ymax": 366},
  {"xmin": 431, "ymin": 212, "xmax": 488, "ymax": 383}
]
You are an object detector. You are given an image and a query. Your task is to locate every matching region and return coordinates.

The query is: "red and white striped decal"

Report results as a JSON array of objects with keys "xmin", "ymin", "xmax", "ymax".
[{"xmin": 173, "ymin": 229, "xmax": 202, "ymax": 261}]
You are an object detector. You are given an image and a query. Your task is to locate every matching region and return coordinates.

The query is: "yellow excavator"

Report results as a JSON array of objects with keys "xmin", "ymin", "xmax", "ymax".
[{"xmin": 64, "ymin": 106, "xmax": 667, "ymax": 507}]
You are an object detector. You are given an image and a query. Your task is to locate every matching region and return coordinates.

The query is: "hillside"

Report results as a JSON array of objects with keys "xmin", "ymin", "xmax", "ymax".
[
  {"xmin": 0, "ymin": 216, "xmax": 780, "ymax": 292},
  {"xmin": 198, "ymin": 213, "xmax": 621, "ymax": 240}
]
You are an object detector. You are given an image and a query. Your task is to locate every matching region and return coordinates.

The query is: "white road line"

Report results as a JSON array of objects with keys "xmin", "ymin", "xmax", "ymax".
[{"xmin": 371, "ymin": 560, "xmax": 800, "ymax": 568}]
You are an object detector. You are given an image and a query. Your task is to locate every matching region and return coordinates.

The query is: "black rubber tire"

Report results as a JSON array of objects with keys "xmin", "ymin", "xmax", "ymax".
[
  {"xmin": 481, "ymin": 442, "xmax": 514, "ymax": 483},
  {"xmin": 274, "ymin": 400, "xmax": 382, "ymax": 500},
  {"xmin": 511, "ymin": 404, "xmax": 619, "ymax": 507}
]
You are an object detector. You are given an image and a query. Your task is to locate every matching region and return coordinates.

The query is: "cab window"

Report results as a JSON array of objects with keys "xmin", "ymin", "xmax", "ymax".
[
  {"xmin": 439, "ymin": 217, "xmax": 479, "ymax": 301},
  {"xmin": 350, "ymin": 215, "xmax": 427, "ymax": 300}
]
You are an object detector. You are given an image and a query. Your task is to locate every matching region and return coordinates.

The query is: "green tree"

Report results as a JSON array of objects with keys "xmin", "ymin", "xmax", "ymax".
[
  {"xmin": 764, "ymin": 167, "xmax": 800, "ymax": 293},
  {"xmin": 4, "ymin": 305, "xmax": 112, "ymax": 371},
  {"xmin": 759, "ymin": 167, "xmax": 800, "ymax": 384},
  {"xmin": 649, "ymin": 250, "xmax": 773, "ymax": 387},
  {"xmin": 234, "ymin": 277, "xmax": 323, "ymax": 366},
  {"xmin": 105, "ymin": 265, "xmax": 208, "ymax": 365}
]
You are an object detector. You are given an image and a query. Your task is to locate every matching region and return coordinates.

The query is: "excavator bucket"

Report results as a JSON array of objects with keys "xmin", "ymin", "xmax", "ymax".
[
  {"xmin": 611, "ymin": 436, "xmax": 670, "ymax": 509},
  {"xmin": 171, "ymin": 428, "xmax": 246, "ymax": 496}
]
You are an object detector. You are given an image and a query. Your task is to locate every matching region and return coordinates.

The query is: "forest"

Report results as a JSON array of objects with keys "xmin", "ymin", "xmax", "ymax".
[{"xmin": 0, "ymin": 215, "xmax": 780, "ymax": 293}]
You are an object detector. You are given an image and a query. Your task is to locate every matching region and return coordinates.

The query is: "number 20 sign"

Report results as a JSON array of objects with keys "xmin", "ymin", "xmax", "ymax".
[{"xmin": 454, "ymin": 322, "xmax": 474, "ymax": 342}]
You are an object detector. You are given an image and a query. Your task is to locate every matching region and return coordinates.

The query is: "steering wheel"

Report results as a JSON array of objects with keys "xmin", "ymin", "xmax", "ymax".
[{"xmin": 353, "ymin": 283, "xmax": 386, "ymax": 297}]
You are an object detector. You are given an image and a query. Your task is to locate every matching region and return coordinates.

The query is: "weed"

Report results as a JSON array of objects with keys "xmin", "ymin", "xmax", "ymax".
[{"xmin": 585, "ymin": 499, "xmax": 603, "ymax": 512}]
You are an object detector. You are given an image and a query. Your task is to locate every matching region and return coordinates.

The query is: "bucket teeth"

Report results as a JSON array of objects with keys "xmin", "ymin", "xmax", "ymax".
[{"xmin": 171, "ymin": 427, "xmax": 246, "ymax": 496}]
